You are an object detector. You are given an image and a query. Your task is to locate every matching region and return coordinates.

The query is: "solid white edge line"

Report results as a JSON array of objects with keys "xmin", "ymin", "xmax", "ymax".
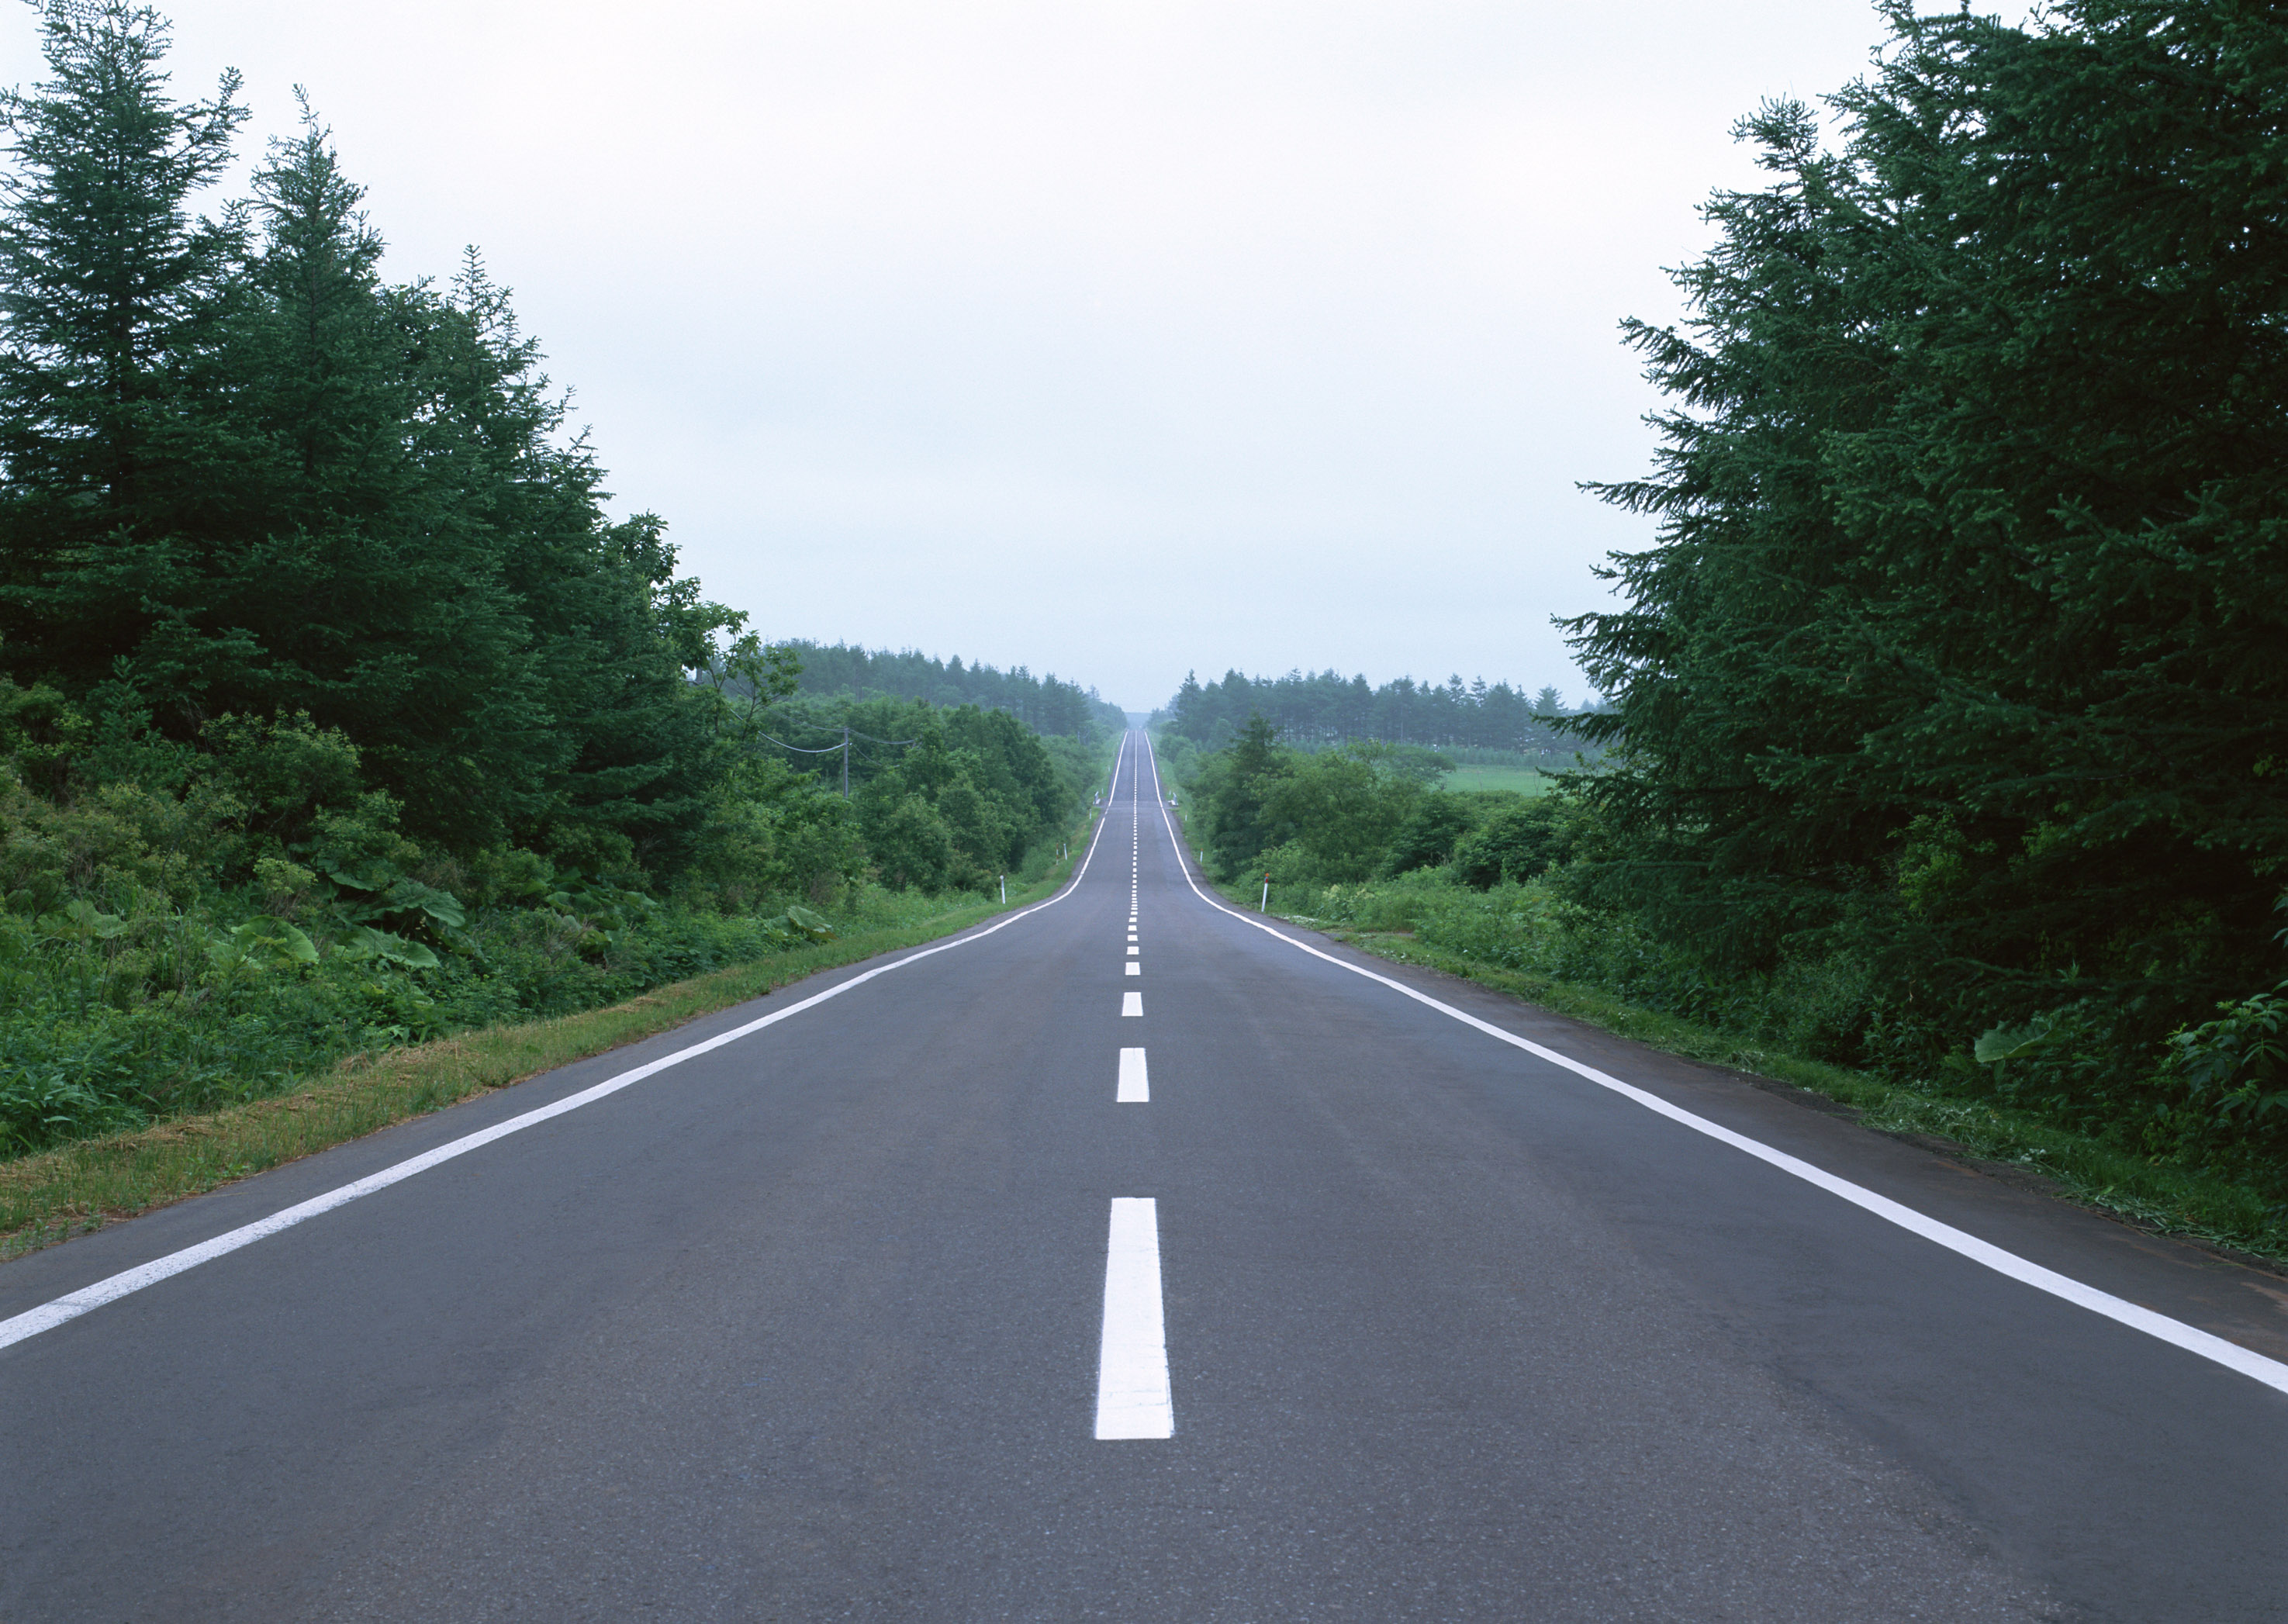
[
  {"xmin": 1118, "ymin": 1047, "xmax": 1149, "ymax": 1104},
  {"xmin": 1094, "ymin": 1195, "xmax": 1173, "ymax": 1438},
  {"xmin": 1135, "ymin": 732, "xmax": 2288, "ymax": 1398},
  {"xmin": 0, "ymin": 734, "xmax": 1144, "ymax": 1357}
]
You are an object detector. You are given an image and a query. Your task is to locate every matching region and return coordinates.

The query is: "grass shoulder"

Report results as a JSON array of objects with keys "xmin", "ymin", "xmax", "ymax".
[{"xmin": 0, "ymin": 828, "xmax": 1100, "ymax": 1263}]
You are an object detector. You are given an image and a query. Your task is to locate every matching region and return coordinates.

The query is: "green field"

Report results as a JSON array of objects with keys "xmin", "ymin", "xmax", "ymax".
[{"xmin": 1440, "ymin": 764, "xmax": 1554, "ymax": 796}]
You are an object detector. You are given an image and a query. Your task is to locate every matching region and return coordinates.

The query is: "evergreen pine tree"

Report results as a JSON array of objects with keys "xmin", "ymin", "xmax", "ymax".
[
  {"xmin": 1566, "ymin": 0, "xmax": 2288, "ymax": 1069},
  {"xmin": 0, "ymin": 0, "xmax": 246, "ymax": 701},
  {"xmin": 212, "ymin": 105, "xmax": 557, "ymax": 848}
]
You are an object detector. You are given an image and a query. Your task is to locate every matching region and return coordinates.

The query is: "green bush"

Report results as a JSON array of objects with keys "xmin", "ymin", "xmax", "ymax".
[
  {"xmin": 1450, "ymin": 799, "xmax": 1578, "ymax": 889},
  {"xmin": 0, "ymin": 674, "xmax": 1103, "ymax": 1159},
  {"xmin": 0, "ymin": 867, "xmax": 976, "ymax": 1157},
  {"xmin": 1379, "ymin": 792, "xmax": 1478, "ymax": 876},
  {"xmin": 2162, "ymin": 987, "xmax": 2288, "ymax": 1140}
]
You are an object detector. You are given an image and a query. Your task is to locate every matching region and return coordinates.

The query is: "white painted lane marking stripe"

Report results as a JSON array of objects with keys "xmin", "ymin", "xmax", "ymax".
[
  {"xmin": 1118, "ymin": 1048, "xmax": 1149, "ymax": 1104},
  {"xmin": 1126, "ymin": 945, "xmax": 1139, "ymax": 955},
  {"xmin": 0, "ymin": 736, "xmax": 1145, "ymax": 1358},
  {"xmin": 1095, "ymin": 1197, "xmax": 1173, "ymax": 1439},
  {"xmin": 1122, "ymin": 991, "xmax": 1142, "ymax": 1017},
  {"xmin": 1124, "ymin": 962, "xmax": 1141, "ymax": 976},
  {"xmin": 1136, "ymin": 735, "xmax": 2288, "ymax": 1398}
]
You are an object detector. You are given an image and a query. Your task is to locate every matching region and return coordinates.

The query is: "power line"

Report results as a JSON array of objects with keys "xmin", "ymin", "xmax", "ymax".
[
  {"xmin": 755, "ymin": 722, "xmax": 921, "ymax": 800},
  {"xmin": 751, "ymin": 721, "xmax": 918, "ymax": 749}
]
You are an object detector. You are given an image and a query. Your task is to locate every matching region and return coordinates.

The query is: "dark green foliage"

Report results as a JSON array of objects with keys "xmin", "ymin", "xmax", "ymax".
[
  {"xmin": 783, "ymin": 641, "xmax": 1124, "ymax": 739},
  {"xmin": 1381, "ymin": 792, "xmax": 1476, "ymax": 876},
  {"xmin": 202, "ymin": 146, "xmax": 562, "ymax": 850},
  {"xmin": 1187, "ymin": 715, "xmax": 1289, "ymax": 880},
  {"xmin": 2158, "ymin": 980, "xmax": 2288, "ymax": 1159},
  {"xmin": 1177, "ymin": 717, "xmax": 1441, "ymax": 887},
  {"xmin": 0, "ymin": 5, "xmax": 1113, "ymax": 1161},
  {"xmin": 1176, "ymin": 715, "xmax": 1578, "ymax": 893},
  {"xmin": 1253, "ymin": 750, "xmax": 1422, "ymax": 883},
  {"xmin": 0, "ymin": 874, "xmax": 864, "ymax": 1156},
  {"xmin": 0, "ymin": 1, "xmax": 246, "ymax": 689},
  {"xmin": 1564, "ymin": 0, "xmax": 2288, "ymax": 1120},
  {"xmin": 0, "ymin": 5, "xmax": 744, "ymax": 861},
  {"xmin": 836, "ymin": 700, "xmax": 1090, "ymax": 894},
  {"xmin": 0, "ymin": 670, "xmax": 1043, "ymax": 1156},
  {"xmin": 1159, "ymin": 666, "xmax": 1595, "ymax": 755},
  {"xmin": 683, "ymin": 753, "xmax": 865, "ymax": 912},
  {"xmin": 861, "ymin": 793, "xmax": 963, "ymax": 895},
  {"xmin": 1451, "ymin": 800, "xmax": 1578, "ymax": 890}
]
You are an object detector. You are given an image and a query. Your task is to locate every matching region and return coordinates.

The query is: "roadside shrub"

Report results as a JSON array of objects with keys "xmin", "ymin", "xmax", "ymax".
[
  {"xmin": 1380, "ymin": 791, "xmax": 1478, "ymax": 876},
  {"xmin": 1768, "ymin": 950, "xmax": 1882, "ymax": 1067},
  {"xmin": 863, "ymin": 793, "xmax": 963, "ymax": 894},
  {"xmin": 2148, "ymin": 985, "xmax": 2288, "ymax": 1163},
  {"xmin": 1452, "ymin": 799, "xmax": 1578, "ymax": 889},
  {"xmin": 0, "ymin": 873, "xmax": 978, "ymax": 1157}
]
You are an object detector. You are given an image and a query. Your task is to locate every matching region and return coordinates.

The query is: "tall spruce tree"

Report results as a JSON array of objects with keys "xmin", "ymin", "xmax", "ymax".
[
  {"xmin": 407, "ymin": 253, "xmax": 734, "ymax": 869},
  {"xmin": 1568, "ymin": 0, "xmax": 2288, "ymax": 1075},
  {"xmin": 0, "ymin": 4, "xmax": 746, "ymax": 865},
  {"xmin": 0, "ymin": 0, "xmax": 244, "ymax": 701},
  {"xmin": 209, "ymin": 106, "xmax": 558, "ymax": 848}
]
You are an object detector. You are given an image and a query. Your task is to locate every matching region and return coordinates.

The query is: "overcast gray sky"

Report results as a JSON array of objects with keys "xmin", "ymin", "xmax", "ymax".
[{"xmin": 1, "ymin": 2, "xmax": 2006, "ymax": 713}]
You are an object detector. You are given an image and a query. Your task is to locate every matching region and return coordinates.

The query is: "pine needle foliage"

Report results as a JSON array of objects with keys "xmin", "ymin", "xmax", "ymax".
[
  {"xmin": 0, "ymin": 1, "xmax": 750, "ymax": 861},
  {"xmin": 0, "ymin": 4, "xmax": 1118, "ymax": 1163},
  {"xmin": 1565, "ymin": 0, "xmax": 2288, "ymax": 1108}
]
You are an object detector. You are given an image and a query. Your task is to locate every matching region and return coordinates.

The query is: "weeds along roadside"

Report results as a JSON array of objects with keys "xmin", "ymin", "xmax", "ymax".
[
  {"xmin": 0, "ymin": 814, "xmax": 1105, "ymax": 1263},
  {"xmin": 1162, "ymin": 804, "xmax": 2288, "ymax": 1268},
  {"xmin": 0, "ymin": 693, "xmax": 1119, "ymax": 1166}
]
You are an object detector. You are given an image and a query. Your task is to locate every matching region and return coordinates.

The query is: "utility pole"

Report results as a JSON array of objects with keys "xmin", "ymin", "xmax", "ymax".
[{"xmin": 841, "ymin": 726, "xmax": 851, "ymax": 799}]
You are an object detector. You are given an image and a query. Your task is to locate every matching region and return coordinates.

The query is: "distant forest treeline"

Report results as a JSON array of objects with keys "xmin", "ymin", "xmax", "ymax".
[
  {"xmin": 1155, "ymin": 668, "xmax": 1600, "ymax": 757},
  {"xmin": 783, "ymin": 642, "xmax": 1124, "ymax": 740}
]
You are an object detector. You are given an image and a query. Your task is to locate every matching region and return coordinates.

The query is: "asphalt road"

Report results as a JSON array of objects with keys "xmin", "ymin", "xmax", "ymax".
[{"xmin": 4, "ymin": 731, "xmax": 2286, "ymax": 1622}]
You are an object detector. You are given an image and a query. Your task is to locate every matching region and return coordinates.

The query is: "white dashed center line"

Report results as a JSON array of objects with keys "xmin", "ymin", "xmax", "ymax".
[
  {"xmin": 1122, "ymin": 991, "xmax": 1142, "ymax": 1017},
  {"xmin": 1118, "ymin": 1047, "xmax": 1149, "ymax": 1103},
  {"xmin": 1094, "ymin": 1197, "xmax": 1173, "ymax": 1439}
]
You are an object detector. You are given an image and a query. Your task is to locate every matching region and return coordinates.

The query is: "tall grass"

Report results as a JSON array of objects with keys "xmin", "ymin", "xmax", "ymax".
[
  {"xmin": 1, "ymin": 831, "xmax": 1100, "ymax": 1256},
  {"xmin": 0, "ymin": 870, "xmax": 1082, "ymax": 1162}
]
